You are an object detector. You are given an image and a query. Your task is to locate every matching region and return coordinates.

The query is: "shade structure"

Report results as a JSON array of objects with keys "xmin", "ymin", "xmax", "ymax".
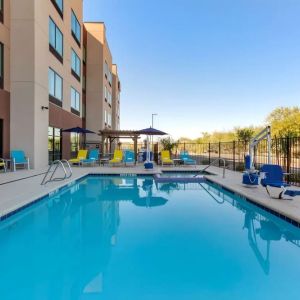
[
  {"xmin": 133, "ymin": 196, "xmax": 168, "ymax": 208},
  {"xmin": 62, "ymin": 127, "xmax": 96, "ymax": 134},
  {"xmin": 137, "ymin": 127, "xmax": 167, "ymax": 136}
]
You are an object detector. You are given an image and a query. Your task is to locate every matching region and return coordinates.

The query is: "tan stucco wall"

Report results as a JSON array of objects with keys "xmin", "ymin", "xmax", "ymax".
[
  {"xmin": 112, "ymin": 64, "xmax": 120, "ymax": 130},
  {"xmin": 0, "ymin": 0, "xmax": 10, "ymax": 92},
  {"xmin": 10, "ymin": 0, "xmax": 83, "ymax": 169},
  {"xmin": 84, "ymin": 22, "xmax": 114, "ymax": 142}
]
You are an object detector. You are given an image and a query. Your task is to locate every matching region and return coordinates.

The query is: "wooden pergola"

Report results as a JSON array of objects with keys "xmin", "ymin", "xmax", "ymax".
[{"xmin": 98, "ymin": 129, "xmax": 141, "ymax": 160}]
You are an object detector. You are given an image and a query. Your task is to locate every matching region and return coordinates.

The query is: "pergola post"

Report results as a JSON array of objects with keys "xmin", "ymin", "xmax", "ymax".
[{"xmin": 133, "ymin": 136, "xmax": 138, "ymax": 165}]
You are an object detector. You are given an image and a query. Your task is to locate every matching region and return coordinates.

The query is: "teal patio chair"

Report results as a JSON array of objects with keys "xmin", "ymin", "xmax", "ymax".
[
  {"xmin": 124, "ymin": 150, "xmax": 135, "ymax": 166},
  {"xmin": 11, "ymin": 150, "xmax": 30, "ymax": 171},
  {"xmin": 180, "ymin": 151, "xmax": 196, "ymax": 165},
  {"xmin": 81, "ymin": 149, "xmax": 100, "ymax": 166}
]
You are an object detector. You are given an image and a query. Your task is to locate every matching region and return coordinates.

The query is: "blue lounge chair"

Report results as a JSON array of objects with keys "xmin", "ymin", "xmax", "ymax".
[
  {"xmin": 81, "ymin": 149, "xmax": 99, "ymax": 166},
  {"xmin": 11, "ymin": 150, "xmax": 30, "ymax": 171},
  {"xmin": 124, "ymin": 150, "xmax": 135, "ymax": 166},
  {"xmin": 180, "ymin": 151, "xmax": 196, "ymax": 165},
  {"xmin": 260, "ymin": 164, "xmax": 300, "ymax": 199}
]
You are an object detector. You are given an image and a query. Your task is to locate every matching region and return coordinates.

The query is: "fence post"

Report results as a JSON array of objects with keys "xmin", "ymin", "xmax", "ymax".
[
  {"xmin": 287, "ymin": 138, "xmax": 291, "ymax": 180},
  {"xmin": 233, "ymin": 141, "xmax": 236, "ymax": 171},
  {"xmin": 219, "ymin": 142, "xmax": 221, "ymax": 167},
  {"xmin": 208, "ymin": 142, "xmax": 211, "ymax": 164}
]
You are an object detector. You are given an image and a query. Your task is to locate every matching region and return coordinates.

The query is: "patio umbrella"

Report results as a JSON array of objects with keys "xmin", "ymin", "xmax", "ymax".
[
  {"xmin": 62, "ymin": 127, "xmax": 96, "ymax": 134},
  {"xmin": 138, "ymin": 127, "xmax": 167, "ymax": 162},
  {"xmin": 62, "ymin": 127, "xmax": 96, "ymax": 150}
]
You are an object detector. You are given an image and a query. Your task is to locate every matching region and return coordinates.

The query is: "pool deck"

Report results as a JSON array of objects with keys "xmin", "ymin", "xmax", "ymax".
[{"xmin": 1, "ymin": 164, "xmax": 300, "ymax": 225}]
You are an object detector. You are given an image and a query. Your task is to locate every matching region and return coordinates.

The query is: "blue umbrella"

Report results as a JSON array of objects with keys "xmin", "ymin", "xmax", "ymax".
[
  {"xmin": 138, "ymin": 127, "xmax": 167, "ymax": 135},
  {"xmin": 138, "ymin": 127, "xmax": 167, "ymax": 163},
  {"xmin": 62, "ymin": 127, "xmax": 96, "ymax": 151},
  {"xmin": 62, "ymin": 127, "xmax": 95, "ymax": 134}
]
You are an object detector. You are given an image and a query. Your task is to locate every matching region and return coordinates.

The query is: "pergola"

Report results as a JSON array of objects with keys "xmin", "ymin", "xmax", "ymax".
[{"xmin": 98, "ymin": 129, "xmax": 141, "ymax": 160}]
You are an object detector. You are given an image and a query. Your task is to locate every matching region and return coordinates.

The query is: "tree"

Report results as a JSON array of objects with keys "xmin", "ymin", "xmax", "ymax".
[
  {"xmin": 160, "ymin": 137, "xmax": 178, "ymax": 154},
  {"xmin": 235, "ymin": 127, "xmax": 254, "ymax": 142},
  {"xmin": 266, "ymin": 107, "xmax": 300, "ymax": 138}
]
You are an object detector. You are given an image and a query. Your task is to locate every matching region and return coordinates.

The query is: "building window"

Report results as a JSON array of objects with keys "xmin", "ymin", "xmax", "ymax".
[
  {"xmin": 50, "ymin": 0, "xmax": 63, "ymax": 18},
  {"xmin": 108, "ymin": 113, "xmax": 112, "ymax": 127},
  {"xmin": 104, "ymin": 61, "xmax": 108, "ymax": 79},
  {"xmin": 71, "ymin": 10, "xmax": 81, "ymax": 46},
  {"xmin": 0, "ymin": 0, "xmax": 3, "ymax": 23},
  {"xmin": 49, "ymin": 18, "xmax": 63, "ymax": 63},
  {"xmin": 71, "ymin": 49, "xmax": 81, "ymax": 81},
  {"xmin": 104, "ymin": 110, "xmax": 107, "ymax": 126},
  {"xmin": 0, "ymin": 43, "xmax": 3, "ymax": 89},
  {"xmin": 49, "ymin": 68, "xmax": 63, "ymax": 106},
  {"xmin": 48, "ymin": 127, "xmax": 62, "ymax": 164},
  {"xmin": 83, "ymin": 46, "xmax": 87, "ymax": 64},
  {"xmin": 70, "ymin": 132, "xmax": 80, "ymax": 153},
  {"xmin": 71, "ymin": 87, "xmax": 80, "ymax": 115}
]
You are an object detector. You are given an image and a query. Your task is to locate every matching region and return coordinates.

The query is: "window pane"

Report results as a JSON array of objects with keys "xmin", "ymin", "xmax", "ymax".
[
  {"xmin": 71, "ymin": 11, "xmax": 81, "ymax": 42},
  {"xmin": 56, "ymin": 0, "xmax": 63, "ymax": 12},
  {"xmin": 55, "ymin": 74, "xmax": 62, "ymax": 100},
  {"xmin": 49, "ymin": 19, "xmax": 56, "ymax": 48},
  {"xmin": 56, "ymin": 28, "xmax": 63, "ymax": 56},
  {"xmin": 48, "ymin": 69, "xmax": 55, "ymax": 96}
]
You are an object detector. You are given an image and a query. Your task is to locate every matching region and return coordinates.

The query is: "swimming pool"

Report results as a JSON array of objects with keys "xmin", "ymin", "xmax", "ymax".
[{"xmin": 1, "ymin": 175, "xmax": 300, "ymax": 299}]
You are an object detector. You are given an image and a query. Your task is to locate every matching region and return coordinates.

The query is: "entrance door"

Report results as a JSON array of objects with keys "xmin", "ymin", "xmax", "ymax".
[
  {"xmin": 48, "ymin": 126, "xmax": 62, "ymax": 164},
  {"xmin": 0, "ymin": 119, "xmax": 3, "ymax": 158}
]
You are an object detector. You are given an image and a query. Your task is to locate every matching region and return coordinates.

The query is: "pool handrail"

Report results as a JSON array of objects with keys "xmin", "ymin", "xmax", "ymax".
[
  {"xmin": 41, "ymin": 159, "xmax": 72, "ymax": 185},
  {"xmin": 196, "ymin": 158, "xmax": 226, "ymax": 178}
]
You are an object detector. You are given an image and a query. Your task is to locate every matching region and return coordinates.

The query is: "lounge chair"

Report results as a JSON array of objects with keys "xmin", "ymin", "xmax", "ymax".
[
  {"xmin": 161, "ymin": 150, "xmax": 174, "ymax": 166},
  {"xmin": 260, "ymin": 164, "xmax": 300, "ymax": 199},
  {"xmin": 81, "ymin": 149, "xmax": 99, "ymax": 166},
  {"xmin": 180, "ymin": 151, "xmax": 196, "ymax": 165},
  {"xmin": 11, "ymin": 150, "xmax": 30, "ymax": 171},
  {"xmin": 69, "ymin": 150, "xmax": 88, "ymax": 166},
  {"xmin": 124, "ymin": 150, "xmax": 135, "ymax": 166},
  {"xmin": 0, "ymin": 158, "xmax": 7, "ymax": 172},
  {"xmin": 109, "ymin": 150, "xmax": 123, "ymax": 166}
]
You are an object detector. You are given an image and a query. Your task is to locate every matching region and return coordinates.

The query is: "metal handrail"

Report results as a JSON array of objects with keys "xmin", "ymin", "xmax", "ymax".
[
  {"xmin": 41, "ymin": 159, "xmax": 72, "ymax": 185},
  {"xmin": 196, "ymin": 158, "xmax": 227, "ymax": 178}
]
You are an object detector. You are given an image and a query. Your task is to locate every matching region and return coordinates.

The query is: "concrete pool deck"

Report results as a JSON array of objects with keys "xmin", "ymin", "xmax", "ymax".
[{"xmin": 0, "ymin": 164, "xmax": 300, "ymax": 225}]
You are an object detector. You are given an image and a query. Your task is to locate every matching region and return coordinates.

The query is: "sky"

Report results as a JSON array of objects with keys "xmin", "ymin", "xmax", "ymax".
[{"xmin": 84, "ymin": 0, "xmax": 300, "ymax": 139}]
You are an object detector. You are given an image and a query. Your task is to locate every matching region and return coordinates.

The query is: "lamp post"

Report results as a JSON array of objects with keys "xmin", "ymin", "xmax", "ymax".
[{"xmin": 151, "ymin": 113, "xmax": 158, "ymax": 155}]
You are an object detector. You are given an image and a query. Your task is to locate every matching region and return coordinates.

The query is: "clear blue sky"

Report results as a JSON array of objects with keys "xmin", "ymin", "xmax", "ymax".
[{"xmin": 84, "ymin": 0, "xmax": 300, "ymax": 139}]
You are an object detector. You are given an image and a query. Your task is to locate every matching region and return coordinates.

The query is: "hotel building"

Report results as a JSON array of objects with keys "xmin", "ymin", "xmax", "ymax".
[{"xmin": 0, "ymin": 0, "xmax": 121, "ymax": 169}]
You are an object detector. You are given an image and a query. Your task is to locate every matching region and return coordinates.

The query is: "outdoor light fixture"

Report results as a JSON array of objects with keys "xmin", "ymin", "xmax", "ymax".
[{"xmin": 41, "ymin": 106, "xmax": 49, "ymax": 110}]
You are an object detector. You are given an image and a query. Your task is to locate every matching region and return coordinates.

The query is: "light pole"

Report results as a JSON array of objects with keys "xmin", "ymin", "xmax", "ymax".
[{"xmin": 151, "ymin": 114, "xmax": 158, "ymax": 156}]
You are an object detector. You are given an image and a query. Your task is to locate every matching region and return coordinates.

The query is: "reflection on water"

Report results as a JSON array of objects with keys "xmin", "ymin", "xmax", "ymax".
[{"xmin": 0, "ymin": 176, "xmax": 300, "ymax": 299}]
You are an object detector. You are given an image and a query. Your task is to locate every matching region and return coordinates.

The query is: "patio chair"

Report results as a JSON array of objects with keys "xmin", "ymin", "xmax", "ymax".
[
  {"xmin": 69, "ymin": 150, "xmax": 88, "ymax": 166},
  {"xmin": 260, "ymin": 164, "xmax": 300, "ymax": 199},
  {"xmin": 124, "ymin": 150, "xmax": 135, "ymax": 166},
  {"xmin": 161, "ymin": 150, "xmax": 174, "ymax": 166},
  {"xmin": 81, "ymin": 149, "xmax": 99, "ymax": 167},
  {"xmin": 180, "ymin": 151, "xmax": 196, "ymax": 165},
  {"xmin": 0, "ymin": 158, "xmax": 7, "ymax": 172},
  {"xmin": 11, "ymin": 150, "xmax": 30, "ymax": 171},
  {"xmin": 109, "ymin": 150, "xmax": 123, "ymax": 166}
]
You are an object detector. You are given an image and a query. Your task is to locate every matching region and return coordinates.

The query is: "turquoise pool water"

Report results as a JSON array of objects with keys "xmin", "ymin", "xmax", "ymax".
[{"xmin": 1, "ymin": 175, "xmax": 300, "ymax": 299}]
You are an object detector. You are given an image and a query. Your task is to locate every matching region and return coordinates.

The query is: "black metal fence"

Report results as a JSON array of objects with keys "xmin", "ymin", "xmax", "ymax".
[
  {"xmin": 119, "ymin": 137, "xmax": 300, "ymax": 186},
  {"xmin": 171, "ymin": 138, "xmax": 300, "ymax": 186}
]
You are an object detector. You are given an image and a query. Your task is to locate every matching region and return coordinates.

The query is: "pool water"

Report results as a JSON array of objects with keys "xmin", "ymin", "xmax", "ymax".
[{"xmin": 1, "ymin": 176, "xmax": 300, "ymax": 299}]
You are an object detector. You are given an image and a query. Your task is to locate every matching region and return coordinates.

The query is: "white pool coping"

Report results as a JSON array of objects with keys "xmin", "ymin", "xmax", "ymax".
[{"xmin": 0, "ymin": 164, "xmax": 300, "ymax": 225}]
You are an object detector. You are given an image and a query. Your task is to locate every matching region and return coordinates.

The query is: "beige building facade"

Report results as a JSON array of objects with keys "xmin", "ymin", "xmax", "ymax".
[
  {"xmin": 0, "ymin": 0, "xmax": 121, "ymax": 169},
  {"xmin": 84, "ymin": 22, "xmax": 116, "ymax": 144}
]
